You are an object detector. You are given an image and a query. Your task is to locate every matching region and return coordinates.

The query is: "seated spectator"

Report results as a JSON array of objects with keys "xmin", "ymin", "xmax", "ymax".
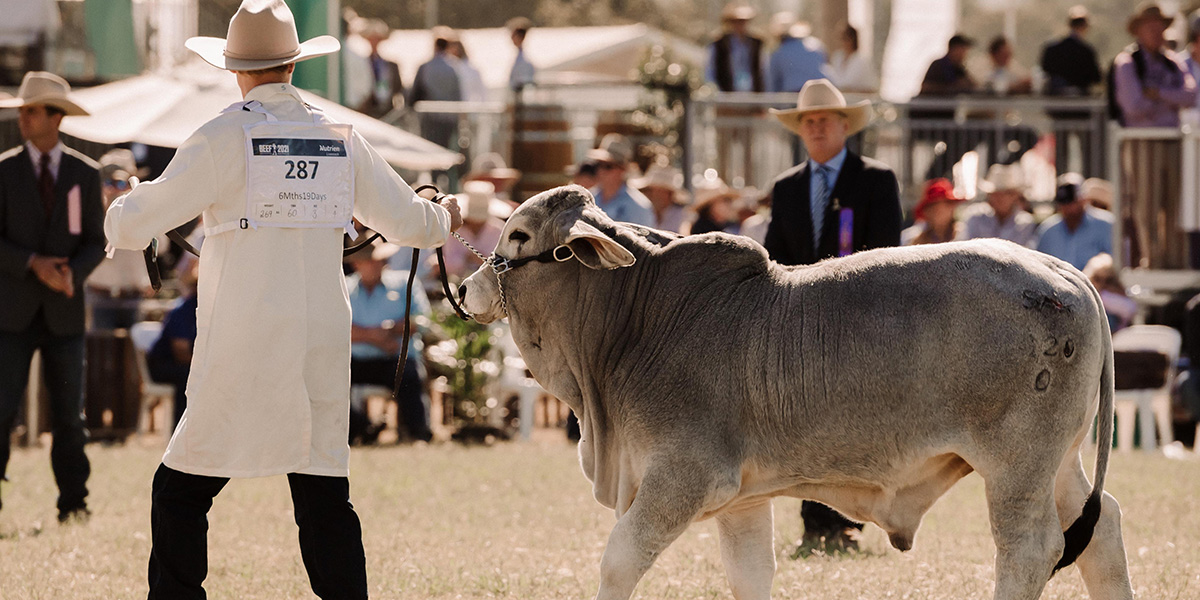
[
  {"xmin": 918, "ymin": 35, "xmax": 979, "ymax": 179},
  {"xmin": 631, "ymin": 161, "xmax": 690, "ymax": 233},
  {"xmin": 146, "ymin": 260, "xmax": 199, "ymax": 433},
  {"xmin": 587, "ymin": 134, "xmax": 655, "ymax": 227},
  {"xmin": 920, "ymin": 34, "xmax": 976, "ymax": 96},
  {"xmin": 688, "ymin": 173, "xmax": 741, "ymax": 235},
  {"xmin": 347, "ymin": 242, "xmax": 433, "ymax": 444},
  {"xmin": 86, "ymin": 156, "xmax": 151, "ymax": 330},
  {"xmin": 1082, "ymin": 253, "xmax": 1138, "ymax": 332},
  {"xmin": 1041, "ymin": 6, "xmax": 1102, "ymax": 97},
  {"xmin": 765, "ymin": 12, "xmax": 827, "ymax": 93},
  {"xmin": 567, "ymin": 159, "xmax": 599, "ymax": 190},
  {"xmin": 437, "ymin": 180, "xmax": 508, "ymax": 281},
  {"xmin": 974, "ymin": 36, "xmax": 1032, "ymax": 95},
  {"xmin": 827, "ymin": 24, "xmax": 876, "ymax": 93},
  {"xmin": 465, "ymin": 152, "xmax": 522, "ymax": 200},
  {"xmin": 739, "ymin": 190, "xmax": 772, "ymax": 246},
  {"xmin": 1036, "ymin": 173, "xmax": 1114, "ymax": 270},
  {"xmin": 902, "ymin": 178, "xmax": 965, "ymax": 245},
  {"xmin": 1081, "ymin": 177, "xmax": 1114, "ymax": 212},
  {"xmin": 962, "ymin": 164, "xmax": 1036, "ymax": 247}
]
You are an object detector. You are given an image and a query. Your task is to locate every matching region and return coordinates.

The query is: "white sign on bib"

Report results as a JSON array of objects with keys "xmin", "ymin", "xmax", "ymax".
[{"xmin": 207, "ymin": 101, "xmax": 355, "ymax": 236}]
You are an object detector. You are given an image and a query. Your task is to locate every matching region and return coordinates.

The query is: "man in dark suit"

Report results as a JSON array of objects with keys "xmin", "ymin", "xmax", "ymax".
[
  {"xmin": 1040, "ymin": 6, "xmax": 1102, "ymax": 175},
  {"xmin": 356, "ymin": 19, "xmax": 404, "ymax": 119},
  {"xmin": 0, "ymin": 71, "xmax": 104, "ymax": 522},
  {"xmin": 764, "ymin": 78, "xmax": 901, "ymax": 266},
  {"xmin": 763, "ymin": 79, "xmax": 902, "ymax": 553}
]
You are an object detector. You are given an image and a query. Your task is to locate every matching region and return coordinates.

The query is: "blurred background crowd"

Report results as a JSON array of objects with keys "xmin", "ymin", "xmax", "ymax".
[{"xmin": 3, "ymin": 0, "xmax": 1200, "ymax": 457}]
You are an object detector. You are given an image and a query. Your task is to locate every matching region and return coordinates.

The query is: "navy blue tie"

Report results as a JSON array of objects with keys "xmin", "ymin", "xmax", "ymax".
[{"xmin": 811, "ymin": 164, "xmax": 831, "ymax": 251}]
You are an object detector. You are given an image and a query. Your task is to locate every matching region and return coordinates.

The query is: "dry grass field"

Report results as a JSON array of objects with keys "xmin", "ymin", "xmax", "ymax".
[{"xmin": 0, "ymin": 436, "xmax": 1197, "ymax": 599}]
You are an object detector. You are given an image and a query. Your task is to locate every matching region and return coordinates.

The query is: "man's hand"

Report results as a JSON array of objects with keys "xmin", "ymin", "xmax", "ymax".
[
  {"xmin": 30, "ymin": 255, "xmax": 74, "ymax": 297},
  {"xmin": 440, "ymin": 194, "xmax": 463, "ymax": 232}
]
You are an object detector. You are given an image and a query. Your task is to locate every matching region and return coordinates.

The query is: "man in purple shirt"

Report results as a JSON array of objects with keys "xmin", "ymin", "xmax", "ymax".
[
  {"xmin": 1114, "ymin": 2, "xmax": 1198, "ymax": 268},
  {"xmin": 1113, "ymin": 3, "xmax": 1197, "ymax": 127}
]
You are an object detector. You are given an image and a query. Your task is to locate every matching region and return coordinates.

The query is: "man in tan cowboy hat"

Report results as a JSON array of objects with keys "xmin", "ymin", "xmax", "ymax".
[
  {"xmin": 762, "ymin": 78, "xmax": 901, "ymax": 553},
  {"xmin": 1114, "ymin": 1, "xmax": 1197, "ymax": 127},
  {"xmin": 0, "ymin": 71, "xmax": 100, "ymax": 524},
  {"xmin": 103, "ymin": 1, "xmax": 461, "ymax": 597},
  {"xmin": 963, "ymin": 163, "xmax": 1036, "ymax": 248},
  {"xmin": 586, "ymin": 133, "xmax": 655, "ymax": 227},
  {"xmin": 706, "ymin": 3, "xmax": 765, "ymax": 92}
]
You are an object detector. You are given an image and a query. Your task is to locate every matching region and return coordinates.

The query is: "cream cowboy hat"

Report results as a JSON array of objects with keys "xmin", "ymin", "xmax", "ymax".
[
  {"xmin": 631, "ymin": 163, "xmax": 689, "ymax": 205},
  {"xmin": 979, "ymin": 163, "xmax": 1026, "ymax": 194},
  {"xmin": 185, "ymin": 0, "xmax": 340, "ymax": 72},
  {"xmin": 0, "ymin": 71, "xmax": 89, "ymax": 116},
  {"xmin": 770, "ymin": 78, "xmax": 872, "ymax": 136},
  {"xmin": 721, "ymin": 3, "xmax": 757, "ymax": 21}
]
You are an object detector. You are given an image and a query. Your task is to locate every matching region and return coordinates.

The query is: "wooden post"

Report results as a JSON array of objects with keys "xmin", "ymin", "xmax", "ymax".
[{"xmin": 819, "ymin": 0, "xmax": 850, "ymax": 51}]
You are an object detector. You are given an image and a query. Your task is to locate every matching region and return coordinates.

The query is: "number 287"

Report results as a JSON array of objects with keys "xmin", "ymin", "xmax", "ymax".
[{"xmin": 284, "ymin": 160, "xmax": 318, "ymax": 179}]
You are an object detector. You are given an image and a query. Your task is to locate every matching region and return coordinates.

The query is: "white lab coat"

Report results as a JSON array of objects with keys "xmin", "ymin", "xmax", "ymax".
[{"xmin": 104, "ymin": 83, "xmax": 449, "ymax": 478}]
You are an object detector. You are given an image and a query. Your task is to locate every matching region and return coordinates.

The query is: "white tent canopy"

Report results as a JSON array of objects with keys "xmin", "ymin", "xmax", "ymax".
[
  {"xmin": 62, "ymin": 64, "xmax": 463, "ymax": 172},
  {"xmin": 355, "ymin": 23, "xmax": 706, "ymax": 94}
]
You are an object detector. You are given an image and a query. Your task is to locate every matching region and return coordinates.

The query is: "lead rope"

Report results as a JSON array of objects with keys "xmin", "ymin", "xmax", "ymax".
[{"xmin": 394, "ymin": 186, "xmax": 477, "ymax": 402}]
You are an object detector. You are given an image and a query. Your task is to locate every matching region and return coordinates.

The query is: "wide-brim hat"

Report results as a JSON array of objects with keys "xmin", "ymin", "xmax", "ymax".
[
  {"xmin": 460, "ymin": 180, "xmax": 513, "ymax": 221},
  {"xmin": 979, "ymin": 163, "xmax": 1026, "ymax": 194},
  {"xmin": 346, "ymin": 241, "xmax": 402, "ymax": 263},
  {"xmin": 1081, "ymin": 177, "xmax": 1114, "ymax": 207},
  {"xmin": 586, "ymin": 133, "xmax": 635, "ymax": 165},
  {"xmin": 631, "ymin": 163, "xmax": 689, "ymax": 205},
  {"xmin": 1128, "ymin": 2, "xmax": 1174, "ymax": 35},
  {"xmin": 186, "ymin": 0, "xmax": 340, "ymax": 72},
  {"xmin": 770, "ymin": 78, "xmax": 872, "ymax": 136},
  {"xmin": 0, "ymin": 71, "xmax": 89, "ymax": 116},
  {"xmin": 722, "ymin": 3, "xmax": 757, "ymax": 21},
  {"xmin": 692, "ymin": 174, "xmax": 740, "ymax": 209},
  {"xmin": 914, "ymin": 178, "xmax": 964, "ymax": 221},
  {"xmin": 466, "ymin": 152, "xmax": 522, "ymax": 184}
]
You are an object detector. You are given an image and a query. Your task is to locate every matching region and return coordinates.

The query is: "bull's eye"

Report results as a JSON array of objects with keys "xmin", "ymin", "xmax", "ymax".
[{"xmin": 508, "ymin": 231, "xmax": 530, "ymax": 243}]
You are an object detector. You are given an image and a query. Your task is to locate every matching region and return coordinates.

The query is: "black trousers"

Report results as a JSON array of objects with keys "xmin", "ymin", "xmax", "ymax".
[
  {"xmin": 148, "ymin": 464, "xmax": 367, "ymax": 600},
  {"xmin": 801, "ymin": 500, "xmax": 863, "ymax": 537},
  {"xmin": 350, "ymin": 357, "xmax": 431, "ymax": 442},
  {"xmin": 0, "ymin": 313, "xmax": 90, "ymax": 513}
]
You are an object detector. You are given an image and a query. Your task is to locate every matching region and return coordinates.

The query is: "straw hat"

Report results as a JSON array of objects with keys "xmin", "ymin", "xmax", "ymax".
[
  {"xmin": 346, "ymin": 241, "xmax": 401, "ymax": 263},
  {"xmin": 185, "ymin": 0, "xmax": 341, "ymax": 72},
  {"xmin": 979, "ymin": 163, "xmax": 1026, "ymax": 194},
  {"xmin": 586, "ymin": 133, "xmax": 635, "ymax": 165},
  {"xmin": 692, "ymin": 173, "xmax": 740, "ymax": 209},
  {"xmin": 460, "ymin": 180, "xmax": 513, "ymax": 222},
  {"xmin": 913, "ymin": 178, "xmax": 964, "ymax": 221},
  {"xmin": 466, "ymin": 152, "xmax": 522, "ymax": 185},
  {"xmin": 0, "ymin": 71, "xmax": 89, "ymax": 116},
  {"xmin": 631, "ymin": 163, "xmax": 689, "ymax": 205},
  {"xmin": 768, "ymin": 12, "xmax": 811, "ymax": 39},
  {"xmin": 721, "ymin": 3, "xmax": 757, "ymax": 21},
  {"xmin": 770, "ymin": 79, "xmax": 872, "ymax": 136},
  {"xmin": 1128, "ymin": 2, "xmax": 1174, "ymax": 35},
  {"xmin": 1081, "ymin": 177, "xmax": 1114, "ymax": 208}
]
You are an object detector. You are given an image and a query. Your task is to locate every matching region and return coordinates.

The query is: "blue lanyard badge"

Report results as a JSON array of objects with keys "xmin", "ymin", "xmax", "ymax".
[{"xmin": 838, "ymin": 207, "xmax": 854, "ymax": 257}]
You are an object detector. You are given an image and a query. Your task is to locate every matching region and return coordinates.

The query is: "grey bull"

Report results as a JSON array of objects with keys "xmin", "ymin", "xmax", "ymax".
[{"xmin": 460, "ymin": 185, "xmax": 1133, "ymax": 600}]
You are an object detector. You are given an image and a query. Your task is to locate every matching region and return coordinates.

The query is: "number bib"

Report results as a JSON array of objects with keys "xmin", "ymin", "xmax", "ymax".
[{"xmin": 243, "ymin": 118, "xmax": 354, "ymax": 230}]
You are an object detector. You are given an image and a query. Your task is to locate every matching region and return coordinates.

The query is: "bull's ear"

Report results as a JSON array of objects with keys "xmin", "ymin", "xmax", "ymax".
[{"xmin": 563, "ymin": 221, "xmax": 636, "ymax": 270}]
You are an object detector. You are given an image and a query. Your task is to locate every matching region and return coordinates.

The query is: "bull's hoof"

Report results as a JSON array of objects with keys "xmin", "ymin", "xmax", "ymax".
[{"xmin": 888, "ymin": 531, "xmax": 914, "ymax": 552}]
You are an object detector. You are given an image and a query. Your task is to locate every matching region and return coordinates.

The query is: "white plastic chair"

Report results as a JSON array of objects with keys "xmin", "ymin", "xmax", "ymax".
[
  {"xmin": 129, "ymin": 321, "xmax": 176, "ymax": 434},
  {"xmin": 1111, "ymin": 325, "xmax": 1180, "ymax": 452}
]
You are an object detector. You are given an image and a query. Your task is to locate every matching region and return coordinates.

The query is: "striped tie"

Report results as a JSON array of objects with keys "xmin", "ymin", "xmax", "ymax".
[{"xmin": 811, "ymin": 164, "xmax": 830, "ymax": 252}]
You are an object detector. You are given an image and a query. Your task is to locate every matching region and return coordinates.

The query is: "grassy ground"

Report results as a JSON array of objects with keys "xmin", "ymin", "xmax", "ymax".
[{"xmin": 0, "ymin": 436, "xmax": 1197, "ymax": 599}]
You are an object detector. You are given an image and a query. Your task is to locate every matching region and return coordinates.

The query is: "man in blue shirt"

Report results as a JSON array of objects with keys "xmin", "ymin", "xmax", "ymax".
[
  {"xmin": 586, "ymin": 133, "xmax": 655, "ymax": 227},
  {"xmin": 346, "ymin": 242, "xmax": 432, "ymax": 443},
  {"xmin": 1037, "ymin": 174, "xmax": 1114, "ymax": 271},
  {"xmin": 765, "ymin": 13, "xmax": 828, "ymax": 93}
]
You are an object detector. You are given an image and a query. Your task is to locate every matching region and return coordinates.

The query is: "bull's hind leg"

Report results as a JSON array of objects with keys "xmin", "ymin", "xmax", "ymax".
[
  {"xmin": 1054, "ymin": 451, "xmax": 1134, "ymax": 600},
  {"xmin": 984, "ymin": 469, "xmax": 1064, "ymax": 600},
  {"xmin": 595, "ymin": 459, "xmax": 720, "ymax": 600},
  {"xmin": 716, "ymin": 499, "xmax": 775, "ymax": 600}
]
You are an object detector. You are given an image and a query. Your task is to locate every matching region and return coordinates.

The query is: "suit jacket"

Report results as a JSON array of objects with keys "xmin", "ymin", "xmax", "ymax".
[
  {"xmin": 0, "ymin": 143, "xmax": 105, "ymax": 335},
  {"xmin": 763, "ymin": 150, "xmax": 902, "ymax": 266},
  {"xmin": 357, "ymin": 55, "xmax": 404, "ymax": 119}
]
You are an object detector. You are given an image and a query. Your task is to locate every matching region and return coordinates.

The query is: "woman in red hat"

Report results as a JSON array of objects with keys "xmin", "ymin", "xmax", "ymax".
[{"xmin": 902, "ymin": 178, "xmax": 966, "ymax": 245}]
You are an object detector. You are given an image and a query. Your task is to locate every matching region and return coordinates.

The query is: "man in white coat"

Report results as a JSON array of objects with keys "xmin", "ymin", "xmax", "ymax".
[{"xmin": 102, "ymin": 2, "xmax": 462, "ymax": 598}]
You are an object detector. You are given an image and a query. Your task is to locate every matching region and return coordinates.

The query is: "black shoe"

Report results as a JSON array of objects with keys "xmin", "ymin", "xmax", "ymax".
[{"xmin": 57, "ymin": 506, "xmax": 91, "ymax": 524}]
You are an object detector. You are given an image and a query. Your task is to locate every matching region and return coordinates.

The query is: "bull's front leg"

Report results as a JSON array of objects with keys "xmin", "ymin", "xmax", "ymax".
[
  {"xmin": 716, "ymin": 499, "xmax": 775, "ymax": 600},
  {"xmin": 595, "ymin": 459, "xmax": 716, "ymax": 600}
]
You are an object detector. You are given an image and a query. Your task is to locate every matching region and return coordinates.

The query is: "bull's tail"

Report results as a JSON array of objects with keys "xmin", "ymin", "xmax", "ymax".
[{"xmin": 1053, "ymin": 280, "xmax": 1114, "ymax": 573}]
